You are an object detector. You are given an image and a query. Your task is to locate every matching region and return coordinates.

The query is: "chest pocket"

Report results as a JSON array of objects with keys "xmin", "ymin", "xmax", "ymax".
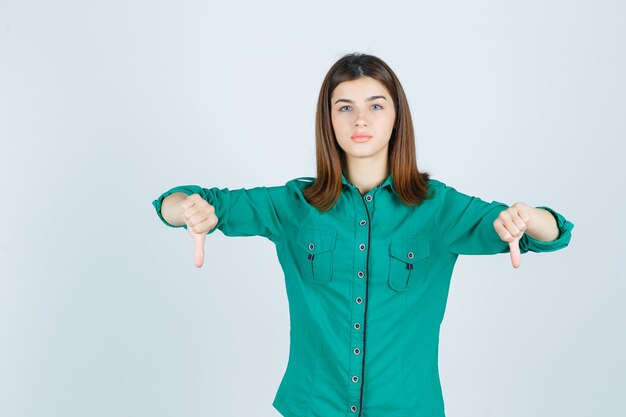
[
  {"xmin": 388, "ymin": 238, "xmax": 430, "ymax": 291},
  {"xmin": 296, "ymin": 229, "xmax": 337, "ymax": 284}
]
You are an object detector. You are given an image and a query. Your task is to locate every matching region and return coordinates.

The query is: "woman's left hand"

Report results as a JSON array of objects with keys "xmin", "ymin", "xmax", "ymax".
[{"xmin": 493, "ymin": 202, "xmax": 533, "ymax": 269}]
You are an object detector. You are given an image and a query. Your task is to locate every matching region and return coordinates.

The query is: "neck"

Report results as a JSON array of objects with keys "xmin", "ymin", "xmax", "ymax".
[{"xmin": 343, "ymin": 157, "xmax": 388, "ymax": 195}]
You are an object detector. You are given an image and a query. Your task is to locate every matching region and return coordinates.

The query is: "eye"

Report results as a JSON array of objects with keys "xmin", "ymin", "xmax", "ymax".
[
  {"xmin": 339, "ymin": 105, "xmax": 351, "ymax": 112},
  {"xmin": 372, "ymin": 104, "xmax": 383, "ymax": 110}
]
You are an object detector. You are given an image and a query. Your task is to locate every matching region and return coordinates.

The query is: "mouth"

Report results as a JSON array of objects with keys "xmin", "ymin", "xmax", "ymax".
[{"xmin": 351, "ymin": 133, "xmax": 373, "ymax": 143}]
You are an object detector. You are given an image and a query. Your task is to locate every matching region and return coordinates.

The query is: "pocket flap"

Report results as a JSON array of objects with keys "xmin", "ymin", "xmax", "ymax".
[
  {"xmin": 389, "ymin": 238, "xmax": 430, "ymax": 262},
  {"xmin": 297, "ymin": 229, "xmax": 337, "ymax": 255}
]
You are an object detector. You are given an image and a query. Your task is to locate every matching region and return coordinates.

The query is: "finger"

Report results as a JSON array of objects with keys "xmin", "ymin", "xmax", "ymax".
[
  {"xmin": 509, "ymin": 212, "xmax": 528, "ymax": 235},
  {"xmin": 512, "ymin": 202, "xmax": 532, "ymax": 223},
  {"xmin": 181, "ymin": 194, "xmax": 201, "ymax": 209},
  {"xmin": 189, "ymin": 230, "xmax": 206, "ymax": 268},
  {"xmin": 494, "ymin": 217, "xmax": 520, "ymax": 243},
  {"xmin": 181, "ymin": 197, "xmax": 194, "ymax": 209},
  {"xmin": 509, "ymin": 236, "xmax": 521, "ymax": 269},
  {"xmin": 497, "ymin": 209, "xmax": 524, "ymax": 238},
  {"xmin": 184, "ymin": 207, "xmax": 209, "ymax": 229},
  {"xmin": 195, "ymin": 233, "xmax": 205, "ymax": 268}
]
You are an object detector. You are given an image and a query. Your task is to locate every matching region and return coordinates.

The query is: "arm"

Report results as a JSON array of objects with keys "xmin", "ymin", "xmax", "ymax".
[
  {"xmin": 492, "ymin": 201, "xmax": 575, "ymax": 254},
  {"xmin": 493, "ymin": 203, "xmax": 574, "ymax": 267},
  {"xmin": 433, "ymin": 182, "xmax": 575, "ymax": 256},
  {"xmin": 152, "ymin": 184, "xmax": 288, "ymax": 243},
  {"xmin": 525, "ymin": 207, "xmax": 559, "ymax": 242},
  {"xmin": 160, "ymin": 192, "xmax": 188, "ymax": 227}
]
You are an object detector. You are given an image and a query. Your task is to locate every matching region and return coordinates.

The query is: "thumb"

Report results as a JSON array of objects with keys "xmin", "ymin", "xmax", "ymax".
[
  {"xmin": 188, "ymin": 229, "xmax": 207, "ymax": 268},
  {"xmin": 509, "ymin": 236, "xmax": 521, "ymax": 269}
]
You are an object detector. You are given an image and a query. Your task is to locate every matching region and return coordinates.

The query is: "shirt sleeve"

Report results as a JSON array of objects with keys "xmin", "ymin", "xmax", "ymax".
[
  {"xmin": 434, "ymin": 183, "xmax": 575, "ymax": 256},
  {"xmin": 519, "ymin": 205, "xmax": 575, "ymax": 253},
  {"xmin": 151, "ymin": 184, "xmax": 286, "ymax": 243}
]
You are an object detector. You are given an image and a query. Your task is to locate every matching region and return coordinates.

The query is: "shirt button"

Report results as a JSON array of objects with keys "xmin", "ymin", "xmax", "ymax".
[
  {"xmin": 351, "ymin": 405, "xmax": 358, "ymax": 412},
  {"xmin": 352, "ymin": 375, "xmax": 359, "ymax": 383},
  {"xmin": 357, "ymin": 271, "xmax": 364, "ymax": 278},
  {"xmin": 359, "ymin": 219, "xmax": 367, "ymax": 226},
  {"xmin": 359, "ymin": 243, "xmax": 366, "ymax": 251},
  {"xmin": 356, "ymin": 297, "xmax": 363, "ymax": 304},
  {"xmin": 353, "ymin": 348, "xmax": 361, "ymax": 355},
  {"xmin": 407, "ymin": 251, "xmax": 414, "ymax": 259},
  {"xmin": 365, "ymin": 195, "xmax": 373, "ymax": 202},
  {"xmin": 354, "ymin": 322, "xmax": 361, "ymax": 330},
  {"xmin": 309, "ymin": 243, "xmax": 315, "ymax": 250}
]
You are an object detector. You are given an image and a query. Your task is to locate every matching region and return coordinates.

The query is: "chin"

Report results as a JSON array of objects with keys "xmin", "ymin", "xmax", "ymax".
[{"xmin": 347, "ymin": 151, "xmax": 379, "ymax": 159}]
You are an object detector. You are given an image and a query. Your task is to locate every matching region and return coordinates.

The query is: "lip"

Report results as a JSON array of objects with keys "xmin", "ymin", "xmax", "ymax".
[{"xmin": 351, "ymin": 133, "xmax": 373, "ymax": 142}]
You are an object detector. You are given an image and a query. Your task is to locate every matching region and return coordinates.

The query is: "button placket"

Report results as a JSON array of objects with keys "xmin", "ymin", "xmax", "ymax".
[{"xmin": 348, "ymin": 186, "xmax": 369, "ymax": 412}]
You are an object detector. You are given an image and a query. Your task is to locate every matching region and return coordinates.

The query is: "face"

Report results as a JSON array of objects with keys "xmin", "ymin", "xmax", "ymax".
[{"xmin": 330, "ymin": 76, "xmax": 396, "ymax": 167}]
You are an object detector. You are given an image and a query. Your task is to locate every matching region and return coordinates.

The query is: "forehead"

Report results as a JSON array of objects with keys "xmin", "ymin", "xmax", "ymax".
[{"xmin": 331, "ymin": 76, "xmax": 391, "ymax": 98}]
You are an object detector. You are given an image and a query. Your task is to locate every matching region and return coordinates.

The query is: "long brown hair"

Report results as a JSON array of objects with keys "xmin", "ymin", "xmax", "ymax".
[{"xmin": 302, "ymin": 52, "xmax": 432, "ymax": 211}]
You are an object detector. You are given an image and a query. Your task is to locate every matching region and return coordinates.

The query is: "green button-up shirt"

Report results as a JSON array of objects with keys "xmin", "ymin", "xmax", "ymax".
[{"xmin": 152, "ymin": 174, "xmax": 574, "ymax": 417}]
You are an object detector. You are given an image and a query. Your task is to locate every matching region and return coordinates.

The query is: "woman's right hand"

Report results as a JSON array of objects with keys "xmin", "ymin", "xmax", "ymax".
[{"xmin": 180, "ymin": 194, "xmax": 218, "ymax": 268}]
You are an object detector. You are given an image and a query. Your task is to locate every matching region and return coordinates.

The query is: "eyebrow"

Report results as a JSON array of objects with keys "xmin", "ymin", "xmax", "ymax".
[{"xmin": 334, "ymin": 95, "xmax": 388, "ymax": 105}]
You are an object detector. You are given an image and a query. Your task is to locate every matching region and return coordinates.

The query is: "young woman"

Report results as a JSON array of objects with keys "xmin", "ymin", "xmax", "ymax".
[{"xmin": 152, "ymin": 53, "xmax": 574, "ymax": 417}]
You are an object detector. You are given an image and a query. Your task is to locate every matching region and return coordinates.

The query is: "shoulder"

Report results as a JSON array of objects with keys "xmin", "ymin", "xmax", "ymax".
[
  {"xmin": 284, "ymin": 176, "xmax": 316, "ymax": 191},
  {"xmin": 425, "ymin": 178, "xmax": 469, "ymax": 205},
  {"xmin": 286, "ymin": 176, "xmax": 315, "ymax": 184},
  {"xmin": 427, "ymin": 178, "xmax": 447, "ymax": 189},
  {"xmin": 261, "ymin": 176, "xmax": 314, "ymax": 202},
  {"xmin": 259, "ymin": 176, "xmax": 313, "ymax": 191},
  {"xmin": 426, "ymin": 177, "xmax": 449, "ymax": 198}
]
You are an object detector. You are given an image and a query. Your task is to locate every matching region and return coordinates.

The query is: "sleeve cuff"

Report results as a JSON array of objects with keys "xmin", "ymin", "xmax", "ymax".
[
  {"xmin": 519, "ymin": 205, "xmax": 575, "ymax": 253},
  {"xmin": 151, "ymin": 185, "xmax": 208, "ymax": 231}
]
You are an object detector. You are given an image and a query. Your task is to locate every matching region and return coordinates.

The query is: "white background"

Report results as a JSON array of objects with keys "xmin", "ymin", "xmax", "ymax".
[{"xmin": 1, "ymin": 1, "xmax": 624, "ymax": 416}]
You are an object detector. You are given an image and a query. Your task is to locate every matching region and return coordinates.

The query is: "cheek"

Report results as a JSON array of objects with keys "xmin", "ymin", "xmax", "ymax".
[
  {"xmin": 384, "ymin": 115, "xmax": 396, "ymax": 131},
  {"xmin": 331, "ymin": 116, "xmax": 348, "ymax": 134}
]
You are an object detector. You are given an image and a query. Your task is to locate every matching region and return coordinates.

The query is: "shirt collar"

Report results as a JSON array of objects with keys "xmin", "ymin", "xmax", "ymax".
[{"xmin": 341, "ymin": 172, "xmax": 396, "ymax": 195}]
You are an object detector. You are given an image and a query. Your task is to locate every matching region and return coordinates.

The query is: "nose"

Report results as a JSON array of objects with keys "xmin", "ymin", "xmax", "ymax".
[{"xmin": 354, "ymin": 109, "xmax": 368, "ymax": 127}]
